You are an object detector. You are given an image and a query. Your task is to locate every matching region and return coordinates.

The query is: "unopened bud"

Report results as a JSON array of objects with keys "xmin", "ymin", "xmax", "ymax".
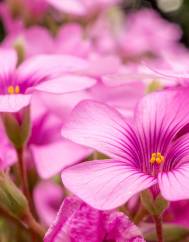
[
  {"xmin": 0, "ymin": 172, "xmax": 28, "ymax": 218},
  {"xmin": 2, "ymin": 106, "xmax": 31, "ymax": 149}
]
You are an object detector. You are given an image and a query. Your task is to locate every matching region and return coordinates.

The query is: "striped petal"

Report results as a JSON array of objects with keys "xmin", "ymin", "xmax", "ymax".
[
  {"xmin": 159, "ymin": 164, "xmax": 189, "ymax": 201},
  {"xmin": 134, "ymin": 88, "xmax": 189, "ymax": 167},
  {"xmin": 159, "ymin": 134, "xmax": 189, "ymax": 200},
  {"xmin": 61, "ymin": 159, "xmax": 156, "ymax": 210},
  {"xmin": 62, "ymin": 100, "xmax": 140, "ymax": 166}
]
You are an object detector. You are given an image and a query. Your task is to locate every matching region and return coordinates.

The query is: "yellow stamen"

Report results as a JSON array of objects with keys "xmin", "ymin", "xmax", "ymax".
[
  {"xmin": 7, "ymin": 86, "xmax": 14, "ymax": 94},
  {"xmin": 7, "ymin": 85, "xmax": 20, "ymax": 94},
  {"xmin": 150, "ymin": 157, "xmax": 156, "ymax": 164},
  {"xmin": 150, "ymin": 152, "xmax": 164, "ymax": 165},
  {"xmin": 15, "ymin": 85, "xmax": 20, "ymax": 94}
]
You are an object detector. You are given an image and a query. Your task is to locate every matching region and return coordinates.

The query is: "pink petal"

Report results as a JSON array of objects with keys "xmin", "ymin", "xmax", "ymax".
[
  {"xmin": 0, "ymin": 94, "xmax": 31, "ymax": 112},
  {"xmin": 62, "ymin": 159, "xmax": 156, "ymax": 210},
  {"xmin": 62, "ymin": 100, "xmax": 138, "ymax": 163},
  {"xmin": 46, "ymin": 0, "xmax": 86, "ymax": 16},
  {"xmin": 44, "ymin": 197, "xmax": 91, "ymax": 242},
  {"xmin": 0, "ymin": 48, "xmax": 17, "ymax": 79},
  {"xmin": 33, "ymin": 181, "xmax": 63, "ymax": 226},
  {"xmin": 31, "ymin": 140, "xmax": 91, "ymax": 178},
  {"xmin": 17, "ymin": 54, "xmax": 90, "ymax": 83},
  {"xmin": 134, "ymin": 88, "xmax": 189, "ymax": 156},
  {"xmin": 159, "ymin": 164, "xmax": 189, "ymax": 201},
  {"xmin": 34, "ymin": 75, "xmax": 96, "ymax": 94}
]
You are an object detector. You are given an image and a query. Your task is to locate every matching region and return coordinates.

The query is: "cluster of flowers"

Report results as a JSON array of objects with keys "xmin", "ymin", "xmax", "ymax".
[{"xmin": 0, "ymin": 0, "xmax": 189, "ymax": 241}]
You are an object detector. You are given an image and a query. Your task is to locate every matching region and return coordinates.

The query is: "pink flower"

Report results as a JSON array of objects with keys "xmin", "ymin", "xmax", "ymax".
[
  {"xmin": 46, "ymin": 0, "xmax": 119, "ymax": 17},
  {"xmin": 29, "ymin": 94, "xmax": 91, "ymax": 178},
  {"xmin": 3, "ymin": 24, "xmax": 91, "ymax": 58},
  {"xmin": 0, "ymin": 48, "xmax": 95, "ymax": 112},
  {"xmin": 33, "ymin": 181, "xmax": 63, "ymax": 226},
  {"xmin": 61, "ymin": 88, "xmax": 189, "ymax": 210},
  {"xmin": 0, "ymin": 124, "xmax": 16, "ymax": 170},
  {"xmin": 44, "ymin": 196, "xmax": 145, "ymax": 242},
  {"xmin": 119, "ymin": 9, "xmax": 182, "ymax": 58}
]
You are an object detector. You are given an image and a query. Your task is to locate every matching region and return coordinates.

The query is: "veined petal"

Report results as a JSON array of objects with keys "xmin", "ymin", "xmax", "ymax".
[
  {"xmin": 0, "ymin": 94, "xmax": 31, "ymax": 112},
  {"xmin": 0, "ymin": 48, "xmax": 17, "ymax": 80},
  {"xmin": 34, "ymin": 75, "xmax": 96, "ymax": 94},
  {"xmin": 159, "ymin": 134, "xmax": 189, "ymax": 200},
  {"xmin": 44, "ymin": 196, "xmax": 104, "ymax": 242},
  {"xmin": 31, "ymin": 140, "xmax": 91, "ymax": 178},
  {"xmin": 62, "ymin": 100, "xmax": 140, "ymax": 165},
  {"xmin": 164, "ymin": 134, "xmax": 189, "ymax": 171},
  {"xmin": 159, "ymin": 164, "xmax": 189, "ymax": 201},
  {"xmin": 134, "ymin": 88, "xmax": 189, "ymax": 168},
  {"xmin": 17, "ymin": 54, "xmax": 89, "ymax": 84},
  {"xmin": 61, "ymin": 159, "xmax": 156, "ymax": 210}
]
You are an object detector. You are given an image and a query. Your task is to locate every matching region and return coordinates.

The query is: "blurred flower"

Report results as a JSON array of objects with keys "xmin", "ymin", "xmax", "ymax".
[
  {"xmin": 0, "ymin": 48, "xmax": 95, "ymax": 112},
  {"xmin": 2, "ymin": 24, "xmax": 91, "ymax": 58},
  {"xmin": 46, "ymin": 0, "xmax": 120, "ymax": 17},
  {"xmin": 119, "ymin": 9, "xmax": 182, "ymax": 59},
  {"xmin": 33, "ymin": 181, "xmax": 63, "ymax": 226},
  {"xmin": 61, "ymin": 88, "xmax": 189, "ymax": 210},
  {"xmin": 44, "ymin": 196, "xmax": 145, "ymax": 242},
  {"xmin": 28, "ymin": 94, "xmax": 91, "ymax": 178}
]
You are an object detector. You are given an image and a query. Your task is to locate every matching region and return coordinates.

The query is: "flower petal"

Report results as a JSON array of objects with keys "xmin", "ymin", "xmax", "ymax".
[
  {"xmin": 46, "ymin": 0, "xmax": 86, "ymax": 16},
  {"xmin": 33, "ymin": 181, "xmax": 63, "ymax": 226},
  {"xmin": 34, "ymin": 75, "xmax": 96, "ymax": 94},
  {"xmin": 0, "ymin": 94, "xmax": 31, "ymax": 112},
  {"xmin": 62, "ymin": 100, "xmax": 139, "ymax": 164},
  {"xmin": 62, "ymin": 159, "xmax": 156, "ymax": 210},
  {"xmin": 0, "ymin": 48, "xmax": 17, "ymax": 80},
  {"xmin": 134, "ymin": 88, "xmax": 189, "ymax": 164},
  {"xmin": 159, "ymin": 164, "xmax": 189, "ymax": 201},
  {"xmin": 159, "ymin": 134, "xmax": 189, "ymax": 200},
  {"xmin": 31, "ymin": 140, "xmax": 91, "ymax": 178},
  {"xmin": 17, "ymin": 54, "xmax": 90, "ymax": 84},
  {"xmin": 44, "ymin": 196, "xmax": 104, "ymax": 242}
]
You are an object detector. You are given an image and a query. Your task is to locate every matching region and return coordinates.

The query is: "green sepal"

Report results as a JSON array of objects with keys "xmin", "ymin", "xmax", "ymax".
[
  {"xmin": 0, "ymin": 172, "xmax": 28, "ymax": 218},
  {"xmin": 2, "ymin": 106, "xmax": 31, "ymax": 149},
  {"xmin": 141, "ymin": 190, "xmax": 169, "ymax": 216}
]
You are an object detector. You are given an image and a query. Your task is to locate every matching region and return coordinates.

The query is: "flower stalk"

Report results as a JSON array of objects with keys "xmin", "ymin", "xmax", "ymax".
[
  {"xmin": 16, "ymin": 147, "xmax": 31, "ymax": 206},
  {"xmin": 153, "ymin": 215, "xmax": 164, "ymax": 242}
]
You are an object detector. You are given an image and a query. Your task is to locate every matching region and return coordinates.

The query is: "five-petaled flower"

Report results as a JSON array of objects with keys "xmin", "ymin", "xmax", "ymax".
[
  {"xmin": 61, "ymin": 88, "xmax": 189, "ymax": 210},
  {"xmin": 0, "ymin": 48, "xmax": 95, "ymax": 112}
]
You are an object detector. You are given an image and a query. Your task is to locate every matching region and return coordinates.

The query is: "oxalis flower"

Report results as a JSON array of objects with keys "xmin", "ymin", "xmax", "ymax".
[
  {"xmin": 44, "ymin": 196, "xmax": 145, "ymax": 242},
  {"xmin": 0, "ymin": 48, "xmax": 95, "ymax": 112},
  {"xmin": 61, "ymin": 88, "xmax": 189, "ymax": 210}
]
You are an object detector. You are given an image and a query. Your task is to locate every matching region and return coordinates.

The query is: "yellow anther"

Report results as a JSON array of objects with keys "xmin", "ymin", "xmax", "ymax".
[
  {"xmin": 150, "ymin": 152, "xmax": 164, "ymax": 165},
  {"xmin": 150, "ymin": 157, "xmax": 156, "ymax": 164},
  {"xmin": 7, "ymin": 85, "xmax": 14, "ymax": 94},
  {"xmin": 15, "ymin": 85, "xmax": 20, "ymax": 94},
  {"xmin": 7, "ymin": 85, "xmax": 20, "ymax": 94},
  {"xmin": 156, "ymin": 157, "xmax": 162, "ymax": 164}
]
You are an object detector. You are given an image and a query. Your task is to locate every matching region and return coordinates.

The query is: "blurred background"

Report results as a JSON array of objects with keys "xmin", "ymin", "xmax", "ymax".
[{"xmin": 123, "ymin": 0, "xmax": 189, "ymax": 46}]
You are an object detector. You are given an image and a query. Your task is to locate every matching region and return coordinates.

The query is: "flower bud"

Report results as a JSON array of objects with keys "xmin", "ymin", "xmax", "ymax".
[
  {"xmin": 2, "ymin": 106, "xmax": 31, "ymax": 149},
  {"xmin": 0, "ymin": 172, "xmax": 28, "ymax": 218}
]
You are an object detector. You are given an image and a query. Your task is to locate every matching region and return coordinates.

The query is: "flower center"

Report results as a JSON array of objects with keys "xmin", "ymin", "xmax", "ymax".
[
  {"xmin": 150, "ymin": 152, "xmax": 164, "ymax": 165},
  {"xmin": 7, "ymin": 85, "xmax": 20, "ymax": 94}
]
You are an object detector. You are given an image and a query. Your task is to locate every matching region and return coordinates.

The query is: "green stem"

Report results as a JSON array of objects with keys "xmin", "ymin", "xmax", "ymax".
[
  {"xmin": 16, "ymin": 147, "xmax": 32, "ymax": 207},
  {"xmin": 153, "ymin": 215, "xmax": 164, "ymax": 242},
  {"xmin": 133, "ymin": 205, "xmax": 148, "ymax": 225}
]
